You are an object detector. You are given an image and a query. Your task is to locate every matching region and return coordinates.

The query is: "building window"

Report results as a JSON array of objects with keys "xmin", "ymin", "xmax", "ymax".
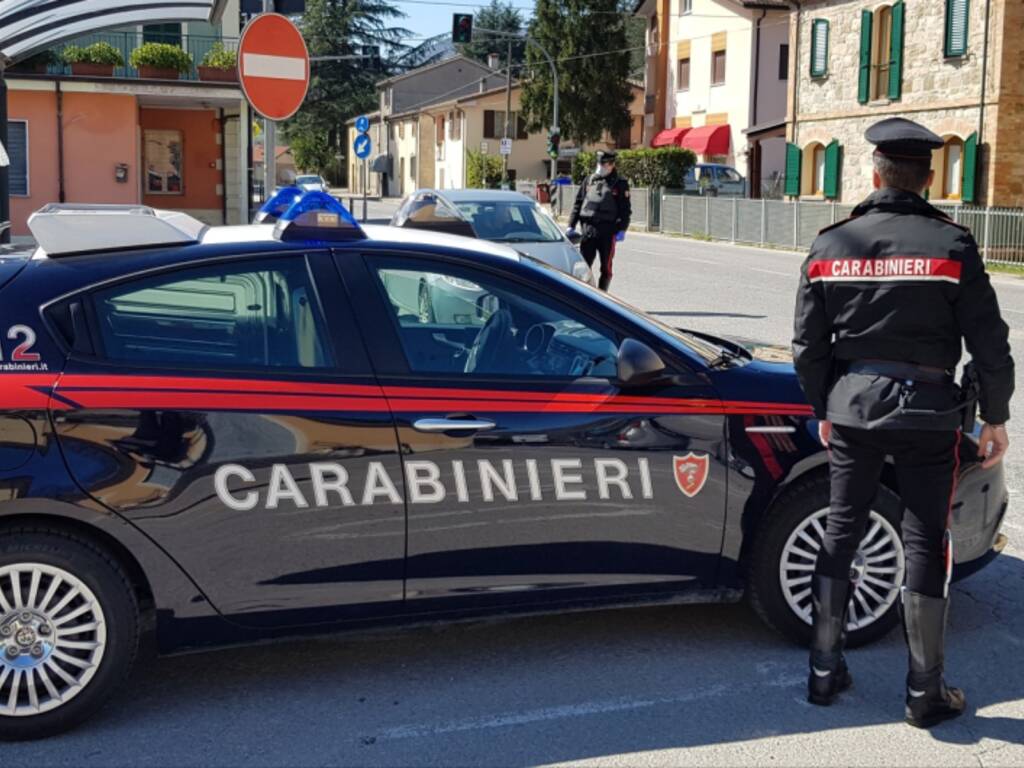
[
  {"xmin": 678, "ymin": 57, "xmax": 690, "ymax": 90},
  {"xmin": 799, "ymin": 142, "xmax": 826, "ymax": 196},
  {"xmin": 398, "ymin": 121, "xmax": 405, "ymax": 140},
  {"xmin": 144, "ymin": 129, "xmax": 183, "ymax": 195},
  {"xmin": 143, "ymin": 23, "xmax": 181, "ymax": 46},
  {"xmin": 6, "ymin": 120, "xmax": 28, "ymax": 196},
  {"xmin": 711, "ymin": 50, "xmax": 726, "ymax": 85},
  {"xmin": 483, "ymin": 110, "xmax": 526, "ymax": 140},
  {"xmin": 809, "ymin": 19, "xmax": 828, "ymax": 77},
  {"xmin": 859, "ymin": 3, "xmax": 904, "ymax": 103},
  {"xmin": 872, "ymin": 6, "xmax": 893, "ymax": 100},
  {"xmin": 779, "ymin": 43, "xmax": 789, "ymax": 80},
  {"xmin": 930, "ymin": 134, "xmax": 978, "ymax": 201},
  {"xmin": 945, "ymin": 0, "xmax": 969, "ymax": 57},
  {"xmin": 944, "ymin": 139, "xmax": 963, "ymax": 199},
  {"xmin": 682, "ymin": 0, "xmax": 692, "ymax": 13}
]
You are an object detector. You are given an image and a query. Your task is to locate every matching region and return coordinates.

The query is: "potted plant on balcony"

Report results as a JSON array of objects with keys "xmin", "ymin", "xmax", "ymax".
[
  {"xmin": 129, "ymin": 42, "xmax": 193, "ymax": 80},
  {"xmin": 198, "ymin": 43, "xmax": 237, "ymax": 82},
  {"xmin": 10, "ymin": 50, "xmax": 59, "ymax": 74},
  {"xmin": 62, "ymin": 42, "xmax": 124, "ymax": 77}
]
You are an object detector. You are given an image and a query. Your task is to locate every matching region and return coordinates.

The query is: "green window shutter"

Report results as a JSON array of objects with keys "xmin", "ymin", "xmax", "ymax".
[
  {"xmin": 962, "ymin": 131, "xmax": 978, "ymax": 203},
  {"xmin": 784, "ymin": 143, "xmax": 801, "ymax": 197},
  {"xmin": 858, "ymin": 9, "xmax": 873, "ymax": 104},
  {"xmin": 945, "ymin": 0, "xmax": 969, "ymax": 57},
  {"xmin": 888, "ymin": 1, "xmax": 905, "ymax": 100},
  {"xmin": 823, "ymin": 139, "xmax": 840, "ymax": 199},
  {"xmin": 810, "ymin": 19, "xmax": 829, "ymax": 77}
]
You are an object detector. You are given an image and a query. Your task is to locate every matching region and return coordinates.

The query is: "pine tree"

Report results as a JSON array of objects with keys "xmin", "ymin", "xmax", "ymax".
[
  {"xmin": 284, "ymin": 0, "xmax": 408, "ymax": 177},
  {"xmin": 519, "ymin": 0, "xmax": 632, "ymax": 146},
  {"xmin": 459, "ymin": 0, "xmax": 527, "ymax": 67}
]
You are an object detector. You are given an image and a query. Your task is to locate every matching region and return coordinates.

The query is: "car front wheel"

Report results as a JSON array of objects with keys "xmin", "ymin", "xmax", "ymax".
[
  {"xmin": 0, "ymin": 530, "xmax": 139, "ymax": 741},
  {"xmin": 747, "ymin": 475, "xmax": 906, "ymax": 648}
]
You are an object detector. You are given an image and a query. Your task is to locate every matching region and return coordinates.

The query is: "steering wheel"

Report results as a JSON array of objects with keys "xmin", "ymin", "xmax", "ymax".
[{"xmin": 464, "ymin": 309, "xmax": 514, "ymax": 374}]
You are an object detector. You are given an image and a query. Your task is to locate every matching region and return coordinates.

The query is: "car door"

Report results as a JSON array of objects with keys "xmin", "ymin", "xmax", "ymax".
[
  {"xmin": 339, "ymin": 250, "xmax": 729, "ymax": 613},
  {"xmin": 49, "ymin": 251, "xmax": 406, "ymax": 628}
]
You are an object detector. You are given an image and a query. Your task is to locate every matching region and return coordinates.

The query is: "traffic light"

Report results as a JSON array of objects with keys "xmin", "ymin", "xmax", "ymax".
[
  {"xmin": 547, "ymin": 130, "xmax": 561, "ymax": 159},
  {"xmin": 452, "ymin": 14, "xmax": 473, "ymax": 44},
  {"xmin": 362, "ymin": 45, "xmax": 381, "ymax": 71}
]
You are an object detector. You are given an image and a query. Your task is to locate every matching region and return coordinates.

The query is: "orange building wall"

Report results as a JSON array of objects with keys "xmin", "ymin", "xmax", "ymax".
[
  {"xmin": 7, "ymin": 90, "xmax": 60, "ymax": 236},
  {"xmin": 139, "ymin": 108, "xmax": 222, "ymax": 213},
  {"xmin": 61, "ymin": 93, "xmax": 140, "ymax": 208}
]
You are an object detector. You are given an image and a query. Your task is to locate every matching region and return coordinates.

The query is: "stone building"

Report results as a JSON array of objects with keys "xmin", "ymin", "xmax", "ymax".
[{"xmin": 786, "ymin": 0, "xmax": 1024, "ymax": 207}]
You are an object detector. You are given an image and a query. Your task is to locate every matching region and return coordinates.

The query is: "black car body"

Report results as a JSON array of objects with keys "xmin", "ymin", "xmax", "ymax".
[{"xmin": 0, "ymin": 196, "xmax": 1008, "ymax": 738}]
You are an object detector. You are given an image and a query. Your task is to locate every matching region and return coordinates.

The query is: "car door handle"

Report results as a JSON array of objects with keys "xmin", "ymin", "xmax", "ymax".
[{"xmin": 413, "ymin": 418, "xmax": 496, "ymax": 433}]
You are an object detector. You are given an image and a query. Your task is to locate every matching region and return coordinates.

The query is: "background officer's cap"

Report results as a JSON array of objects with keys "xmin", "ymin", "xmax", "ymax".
[
  {"xmin": 865, "ymin": 117, "xmax": 943, "ymax": 159},
  {"xmin": 597, "ymin": 150, "xmax": 618, "ymax": 163}
]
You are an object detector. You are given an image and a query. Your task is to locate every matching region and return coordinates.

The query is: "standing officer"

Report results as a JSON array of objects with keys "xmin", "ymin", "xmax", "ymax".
[
  {"xmin": 792, "ymin": 117, "xmax": 1013, "ymax": 728},
  {"xmin": 568, "ymin": 150, "xmax": 631, "ymax": 291}
]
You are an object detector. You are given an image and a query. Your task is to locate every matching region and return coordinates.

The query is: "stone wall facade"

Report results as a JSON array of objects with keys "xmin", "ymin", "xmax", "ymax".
[{"xmin": 789, "ymin": 0, "xmax": 1022, "ymax": 206}]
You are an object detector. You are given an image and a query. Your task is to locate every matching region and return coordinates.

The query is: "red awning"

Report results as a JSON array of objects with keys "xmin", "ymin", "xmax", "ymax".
[
  {"xmin": 651, "ymin": 127, "xmax": 690, "ymax": 147},
  {"xmin": 680, "ymin": 124, "xmax": 731, "ymax": 155}
]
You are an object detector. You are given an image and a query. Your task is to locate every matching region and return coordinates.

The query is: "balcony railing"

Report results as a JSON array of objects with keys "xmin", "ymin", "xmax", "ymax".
[{"xmin": 11, "ymin": 31, "xmax": 239, "ymax": 82}]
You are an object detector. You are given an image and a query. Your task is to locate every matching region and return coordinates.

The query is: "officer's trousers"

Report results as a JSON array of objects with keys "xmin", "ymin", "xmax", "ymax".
[
  {"xmin": 579, "ymin": 221, "xmax": 617, "ymax": 291},
  {"xmin": 815, "ymin": 425, "xmax": 960, "ymax": 598}
]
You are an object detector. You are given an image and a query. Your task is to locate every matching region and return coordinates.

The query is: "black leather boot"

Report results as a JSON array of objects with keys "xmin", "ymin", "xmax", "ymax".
[
  {"xmin": 808, "ymin": 574, "xmax": 853, "ymax": 705},
  {"xmin": 903, "ymin": 590, "xmax": 966, "ymax": 728}
]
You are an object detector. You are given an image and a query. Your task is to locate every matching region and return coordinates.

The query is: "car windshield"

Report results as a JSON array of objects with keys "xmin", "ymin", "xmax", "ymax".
[
  {"xmin": 297, "ymin": 176, "xmax": 321, "ymax": 185},
  {"xmin": 454, "ymin": 200, "xmax": 563, "ymax": 243}
]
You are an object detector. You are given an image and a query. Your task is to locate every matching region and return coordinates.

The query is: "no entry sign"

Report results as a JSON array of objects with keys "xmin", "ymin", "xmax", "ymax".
[{"xmin": 238, "ymin": 13, "xmax": 310, "ymax": 121}]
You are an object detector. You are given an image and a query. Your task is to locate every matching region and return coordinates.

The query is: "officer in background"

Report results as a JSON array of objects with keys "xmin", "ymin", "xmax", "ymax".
[
  {"xmin": 792, "ymin": 117, "xmax": 1014, "ymax": 728},
  {"xmin": 568, "ymin": 150, "xmax": 631, "ymax": 291}
]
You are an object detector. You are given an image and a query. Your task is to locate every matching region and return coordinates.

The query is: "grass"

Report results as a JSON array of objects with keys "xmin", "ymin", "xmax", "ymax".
[{"xmin": 986, "ymin": 262, "xmax": 1024, "ymax": 278}]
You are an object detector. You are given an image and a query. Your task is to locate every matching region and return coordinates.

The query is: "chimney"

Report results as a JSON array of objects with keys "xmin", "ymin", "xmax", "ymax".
[{"xmin": 487, "ymin": 52, "xmax": 501, "ymax": 70}]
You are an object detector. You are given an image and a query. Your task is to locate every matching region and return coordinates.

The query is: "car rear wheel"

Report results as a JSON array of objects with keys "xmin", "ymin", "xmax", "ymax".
[
  {"xmin": 0, "ymin": 531, "xmax": 139, "ymax": 741},
  {"xmin": 747, "ymin": 475, "xmax": 905, "ymax": 648}
]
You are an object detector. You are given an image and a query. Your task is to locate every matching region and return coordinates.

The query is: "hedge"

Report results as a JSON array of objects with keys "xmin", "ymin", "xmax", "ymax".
[{"xmin": 572, "ymin": 147, "xmax": 696, "ymax": 188}]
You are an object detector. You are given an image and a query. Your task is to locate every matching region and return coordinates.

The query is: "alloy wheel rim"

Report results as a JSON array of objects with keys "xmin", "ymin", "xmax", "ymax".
[
  {"xmin": 779, "ymin": 508, "xmax": 905, "ymax": 632},
  {"xmin": 0, "ymin": 563, "xmax": 107, "ymax": 717}
]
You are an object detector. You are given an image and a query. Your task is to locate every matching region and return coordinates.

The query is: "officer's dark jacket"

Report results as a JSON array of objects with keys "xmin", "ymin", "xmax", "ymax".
[
  {"xmin": 793, "ymin": 187, "xmax": 1014, "ymax": 428},
  {"xmin": 569, "ymin": 171, "xmax": 631, "ymax": 232}
]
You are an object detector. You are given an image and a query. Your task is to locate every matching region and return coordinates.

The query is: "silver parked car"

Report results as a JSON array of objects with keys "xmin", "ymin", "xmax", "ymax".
[
  {"xmin": 296, "ymin": 174, "xmax": 330, "ymax": 193},
  {"xmin": 391, "ymin": 189, "xmax": 595, "ymax": 286}
]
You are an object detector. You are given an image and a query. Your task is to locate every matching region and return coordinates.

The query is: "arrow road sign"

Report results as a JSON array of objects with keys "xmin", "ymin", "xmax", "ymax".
[
  {"xmin": 354, "ymin": 133, "xmax": 372, "ymax": 159},
  {"xmin": 355, "ymin": 115, "xmax": 370, "ymax": 134},
  {"xmin": 238, "ymin": 13, "xmax": 310, "ymax": 121}
]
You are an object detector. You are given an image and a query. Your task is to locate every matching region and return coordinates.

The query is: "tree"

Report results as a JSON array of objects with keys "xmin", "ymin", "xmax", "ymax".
[
  {"xmin": 284, "ymin": 0, "xmax": 408, "ymax": 180},
  {"xmin": 459, "ymin": 0, "xmax": 527, "ymax": 67},
  {"xmin": 519, "ymin": 0, "xmax": 632, "ymax": 146}
]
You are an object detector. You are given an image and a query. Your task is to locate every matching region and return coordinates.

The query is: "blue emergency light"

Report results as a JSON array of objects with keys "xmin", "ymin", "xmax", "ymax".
[
  {"xmin": 255, "ymin": 186, "xmax": 304, "ymax": 223},
  {"xmin": 273, "ymin": 190, "xmax": 366, "ymax": 243}
]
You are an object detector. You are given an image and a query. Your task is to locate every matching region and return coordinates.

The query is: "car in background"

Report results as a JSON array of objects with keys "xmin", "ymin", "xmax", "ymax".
[
  {"xmin": 682, "ymin": 164, "xmax": 746, "ymax": 197},
  {"xmin": 296, "ymin": 174, "xmax": 329, "ymax": 193},
  {"xmin": 391, "ymin": 189, "xmax": 595, "ymax": 286}
]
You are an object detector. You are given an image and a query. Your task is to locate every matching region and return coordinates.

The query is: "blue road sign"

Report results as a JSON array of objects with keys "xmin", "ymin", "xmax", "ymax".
[
  {"xmin": 353, "ymin": 133, "xmax": 372, "ymax": 159},
  {"xmin": 355, "ymin": 115, "xmax": 370, "ymax": 134}
]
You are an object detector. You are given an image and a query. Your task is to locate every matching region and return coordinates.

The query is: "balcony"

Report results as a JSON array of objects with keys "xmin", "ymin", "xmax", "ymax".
[{"xmin": 8, "ymin": 30, "xmax": 239, "ymax": 83}]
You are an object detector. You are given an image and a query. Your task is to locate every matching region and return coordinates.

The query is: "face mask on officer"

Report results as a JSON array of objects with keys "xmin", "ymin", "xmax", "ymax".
[{"xmin": 596, "ymin": 160, "xmax": 614, "ymax": 177}]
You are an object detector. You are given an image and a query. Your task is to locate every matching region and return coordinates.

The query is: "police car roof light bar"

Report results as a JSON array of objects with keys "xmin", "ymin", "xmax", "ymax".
[
  {"xmin": 27, "ymin": 203, "xmax": 207, "ymax": 257},
  {"xmin": 273, "ymin": 190, "xmax": 366, "ymax": 243},
  {"xmin": 255, "ymin": 185, "xmax": 304, "ymax": 224}
]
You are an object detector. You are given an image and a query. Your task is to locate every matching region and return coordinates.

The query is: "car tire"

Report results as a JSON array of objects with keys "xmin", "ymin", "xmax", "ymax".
[
  {"xmin": 418, "ymin": 281, "xmax": 435, "ymax": 324},
  {"xmin": 0, "ymin": 529, "xmax": 140, "ymax": 741},
  {"xmin": 746, "ymin": 474, "xmax": 905, "ymax": 649}
]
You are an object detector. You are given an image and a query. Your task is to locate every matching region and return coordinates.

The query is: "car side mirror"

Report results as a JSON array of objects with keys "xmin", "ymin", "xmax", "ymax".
[
  {"xmin": 566, "ymin": 230, "xmax": 582, "ymax": 245},
  {"xmin": 616, "ymin": 338, "xmax": 666, "ymax": 388}
]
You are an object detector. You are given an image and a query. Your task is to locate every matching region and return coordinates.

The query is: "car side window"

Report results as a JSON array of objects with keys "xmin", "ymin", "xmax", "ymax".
[
  {"xmin": 373, "ymin": 263, "xmax": 620, "ymax": 378},
  {"xmin": 719, "ymin": 168, "xmax": 742, "ymax": 183},
  {"xmin": 89, "ymin": 256, "xmax": 333, "ymax": 370}
]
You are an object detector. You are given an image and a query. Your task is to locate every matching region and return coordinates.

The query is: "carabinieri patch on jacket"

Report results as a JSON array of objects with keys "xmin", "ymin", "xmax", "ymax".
[{"xmin": 807, "ymin": 257, "xmax": 962, "ymax": 284}]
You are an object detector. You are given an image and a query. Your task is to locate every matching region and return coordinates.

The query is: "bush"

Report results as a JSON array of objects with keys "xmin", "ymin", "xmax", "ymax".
[
  {"xmin": 572, "ymin": 146, "xmax": 696, "ymax": 188},
  {"xmin": 62, "ymin": 42, "xmax": 124, "ymax": 66},
  {"xmin": 130, "ymin": 42, "xmax": 193, "ymax": 73},
  {"xmin": 201, "ymin": 42, "xmax": 236, "ymax": 70},
  {"xmin": 466, "ymin": 150, "xmax": 504, "ymax": 189}
]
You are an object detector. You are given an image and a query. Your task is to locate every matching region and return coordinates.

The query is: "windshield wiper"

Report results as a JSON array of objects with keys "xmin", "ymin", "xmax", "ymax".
[{"xmin": 708, "ymin": 346, "xmax": 744, "ymax": 369}]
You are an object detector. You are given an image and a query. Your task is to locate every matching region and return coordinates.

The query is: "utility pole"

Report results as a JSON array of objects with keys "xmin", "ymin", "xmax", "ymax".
[{"xmin": 502, "ymin": 37, "xmax": 512, "ymax": 187}]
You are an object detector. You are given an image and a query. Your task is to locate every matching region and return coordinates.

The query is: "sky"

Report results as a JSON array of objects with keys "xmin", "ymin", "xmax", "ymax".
[{"xmin": 393, "ymin": 0, "xmax": 536, "ymax": 48}]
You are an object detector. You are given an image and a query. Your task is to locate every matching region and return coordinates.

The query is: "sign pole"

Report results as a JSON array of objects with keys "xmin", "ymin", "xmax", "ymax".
[
  {"xmin": 262, "ymin": 0, "xmax": 275, "ymax": 199},
  {"xmin": 362, "ymin": 157, "xmax": 368, "ymax": 222}
]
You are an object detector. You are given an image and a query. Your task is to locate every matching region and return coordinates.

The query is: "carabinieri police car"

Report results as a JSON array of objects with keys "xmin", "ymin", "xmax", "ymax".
[{"xmin": 0, "ymin": 192, "xmax": 1008, "ymax": 739}]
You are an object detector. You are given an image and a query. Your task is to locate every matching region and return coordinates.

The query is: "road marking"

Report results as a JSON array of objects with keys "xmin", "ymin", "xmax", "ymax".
[
  {"xmin": 626, "ymin": 249, "xmax": 719, "ymax": 265},
  {"xmin": 749, "ymin": 268, "xmax": 793, "ymax": 277}
]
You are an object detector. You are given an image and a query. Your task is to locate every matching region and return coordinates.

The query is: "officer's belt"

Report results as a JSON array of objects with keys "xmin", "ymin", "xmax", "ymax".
[{"xmin": 846, "ymin": 360, "xmax": 954, "ymax": 385}]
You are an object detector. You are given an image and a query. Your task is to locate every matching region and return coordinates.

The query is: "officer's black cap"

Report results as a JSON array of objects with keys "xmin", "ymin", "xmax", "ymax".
[
  {"xmin": 865, "ymin": 117, "xmax": 943, "ymax": 159},
  {"xmin": 597, "ymin": 150, "xmax": 617, "ymax": 163}
]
